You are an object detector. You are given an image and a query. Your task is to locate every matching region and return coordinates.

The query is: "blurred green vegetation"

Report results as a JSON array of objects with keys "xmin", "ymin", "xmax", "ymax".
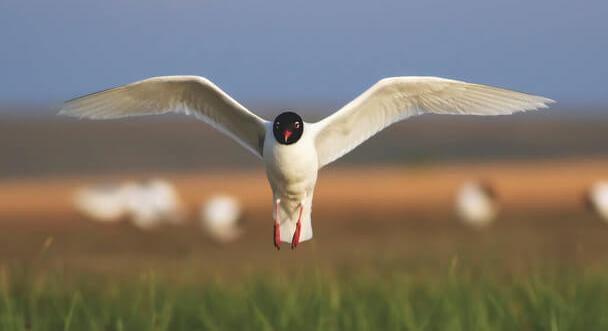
[{"xmin": 1, "ymin": 263, "xmax": 608, "ymax": 331}]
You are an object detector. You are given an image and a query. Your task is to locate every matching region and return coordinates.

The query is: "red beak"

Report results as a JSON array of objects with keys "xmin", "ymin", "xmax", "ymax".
[{"xmin": 283, "ymin": 129, "xmax": 292, "ymax": 142}]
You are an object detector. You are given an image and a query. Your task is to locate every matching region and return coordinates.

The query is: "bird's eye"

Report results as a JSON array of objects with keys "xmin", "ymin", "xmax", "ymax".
[
  {"xmin": 294, "ymin": 122, "xmax": 300, "ymax": 129},
  {"xmin": 275, "ymin": 122, "xmax": 280, "ymax": 126}
]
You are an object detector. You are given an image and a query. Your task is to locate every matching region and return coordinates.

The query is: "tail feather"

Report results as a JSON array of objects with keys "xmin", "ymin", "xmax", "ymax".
[{"xmin": 276, "ymin": 196, "xmax": 313, "ymax": 243}]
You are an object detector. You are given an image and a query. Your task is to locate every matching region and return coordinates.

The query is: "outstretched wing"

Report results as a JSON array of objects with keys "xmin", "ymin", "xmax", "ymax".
[
  {"xmin": 312, "ymin": 76, "xmax": 554, "ymax": 168},
  {"xmin": 60, "ymin": 76, "xmax": 268, "ymax": 158}
]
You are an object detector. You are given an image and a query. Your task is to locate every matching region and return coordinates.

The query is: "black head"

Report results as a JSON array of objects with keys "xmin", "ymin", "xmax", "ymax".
[{"xmin": 273, "ymin": 112, "xmax": 303, "ymax": 145}]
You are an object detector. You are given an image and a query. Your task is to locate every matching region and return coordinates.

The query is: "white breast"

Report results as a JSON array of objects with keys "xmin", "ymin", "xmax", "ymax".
[{"xmin": 263, "ymin": 123, "xmax": 318, "ymax": 200}]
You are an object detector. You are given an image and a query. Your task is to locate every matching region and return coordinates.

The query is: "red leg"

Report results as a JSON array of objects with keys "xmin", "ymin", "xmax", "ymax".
[
  {"xmin": 274, "ymin": 199, "xmax": 281, "ymax": 250},
  {"xmin": 291, "ymin": 204, "xmax": 304, "ymax": 249}
]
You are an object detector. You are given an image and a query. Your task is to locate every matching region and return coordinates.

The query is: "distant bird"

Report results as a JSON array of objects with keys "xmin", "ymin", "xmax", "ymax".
[
  {"xmin": 74, "ymin": 183, "xmax": 130, "ymax": 222},
  {"xmin": 143, "ymin": 179, "xmax": 185, "ymax": 225},
  {"xmin": 585, "ymin": 181, "xmax": 608, "ymax": 222},
  {"xmin": 120, "ymin": 182, "xmax": 162, "ymax": 230},
  {"xmin": 74, "ymin": 179, "xmax": 184, "ymax": 229},
  {"xmin": 455, "ymin": 181, "xmax": 499, "ymax": 228},
  {"xmin": 60, "ymin": 75, "xmax": 554, "ymax": 249},
  {"xmin": 201, "ymin": 194, "xmax": 243, "ymax": 243},
  {"xmin": 123, "ymin": 179, "xmax": 185, "ymax": 230}
]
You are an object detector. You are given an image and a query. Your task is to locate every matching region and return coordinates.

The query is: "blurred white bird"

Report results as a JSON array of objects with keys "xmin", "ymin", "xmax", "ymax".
[
  {"xmin": 585, "ymin": 181, "xmax": 608, "ymax": 222},
  {"xmin": 121, "ymin": 182, "xmax": 162, "ymax": 230},
  {"xmin": 61, "ymin": 75, "xmax": 553, "ymax": 249},
  {"xmin": 455, "ymin": 181, "xmax": 499, "ymax": 228},
  {"xmin": 74, "ymin": 179, "xmax": 184, "ymax": 230},
  {"xmin": 124, "ymin": 179, "xmax": 185, "ymax": 230},
  {"xmin": 74, "ymin": 183, "xmax": 131, "ymax": 222},
  {"xmin": 201, "ymin": 195, "xmax": 243, "ymax": 243}
]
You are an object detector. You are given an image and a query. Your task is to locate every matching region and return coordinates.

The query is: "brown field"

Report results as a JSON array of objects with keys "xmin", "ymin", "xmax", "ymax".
[{"xmin": 1, "ymin": 158, "xmax": 608, "ymax": 276}]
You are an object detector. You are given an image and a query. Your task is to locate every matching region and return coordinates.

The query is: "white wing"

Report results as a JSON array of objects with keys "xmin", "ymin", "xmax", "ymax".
[
  {"xmin": 312, "ymin": 76, "xmax": 554, "ymax": 168},
  {"xmin": 59, "ymin": 76, "xmax": 268, "ymax": 158}
]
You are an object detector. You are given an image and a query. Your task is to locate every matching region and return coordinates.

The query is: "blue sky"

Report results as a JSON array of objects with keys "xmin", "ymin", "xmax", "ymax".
[{"xmin": 0, "ymin": 0, "xmax": 606, "ymax": 107}]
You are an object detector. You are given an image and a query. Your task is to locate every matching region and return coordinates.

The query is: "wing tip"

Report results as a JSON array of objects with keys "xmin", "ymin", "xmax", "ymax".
[
  {"xmin": 532, "ymin": 95, "xmax": 556, "ymax": 110},
  {"xmin": 543, "ymin": 97, "xmax": 557, "ymax": 105},
  {"xmin": 57, "ymin": 100, "xmax": 91, "ymax": 118},
  {"xmin": 57, "ymin": 104, "xmax": 80, "ymax": 118}
]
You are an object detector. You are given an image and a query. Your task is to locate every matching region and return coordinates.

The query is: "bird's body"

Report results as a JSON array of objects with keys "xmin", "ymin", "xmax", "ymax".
[
  {"xmin": 586, "ymin": 181, "xmax": 608, "ymax": 222},
  {"xmin": 201, "ymin": 194, "xmax": 244, "ymax": 243},
  {"xmin": 125, "ymin": 179, "xmax": 184, "ymax": 229},
  {"xmin": 263, "ymin": 122, "xmax": 317, "ymax": 242},
  {"xmin": 73, "ymin": 179, "xmax": 183, "ymax": 229},
  {"xmin": 74, "ymin": 183, "xmax": 131, "ymax": 222},
  {"xmin": 455, "ymin": 181, "xmax": 498, "ymax": 229},
  {"xmin": 60, "ymin": 75, "xmax": 554, "ymax": 249}
]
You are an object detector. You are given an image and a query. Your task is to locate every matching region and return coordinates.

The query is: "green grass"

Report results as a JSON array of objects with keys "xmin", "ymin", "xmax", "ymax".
[{"xmin": 1, "ymin": 264, "xmax": 608, "ymax": 331}]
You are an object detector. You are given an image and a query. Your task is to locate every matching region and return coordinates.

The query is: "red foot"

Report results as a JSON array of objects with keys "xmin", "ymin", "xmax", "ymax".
[
  {"xmin": 274, "ymin": 199, "xmax": 281, "ymax": 250},
  {"xmin": 291, "ymin": 205, "xmax": 304, "ymax": 249},
  {"xmin": 274, "ymin": 223, "xmax": 281, "ymax": 250},
  {"xmin": 291, "ymin": 222, "xmax": 301, "ymax": 249}
]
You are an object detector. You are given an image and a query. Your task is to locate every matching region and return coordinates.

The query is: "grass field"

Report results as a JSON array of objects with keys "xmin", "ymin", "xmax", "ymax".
[
  {"xmin": 1, "ymin": 160, "xmax": 608, "ymax": 330},
  {"xmin": 2, "ymin": 263, "xmax": 608, "ymax": 331}
]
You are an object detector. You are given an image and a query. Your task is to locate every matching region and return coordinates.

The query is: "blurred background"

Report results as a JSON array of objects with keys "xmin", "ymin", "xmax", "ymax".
[{"xmin": 1, "ymin": 0, "xmax": 608, "ymax": 329}]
